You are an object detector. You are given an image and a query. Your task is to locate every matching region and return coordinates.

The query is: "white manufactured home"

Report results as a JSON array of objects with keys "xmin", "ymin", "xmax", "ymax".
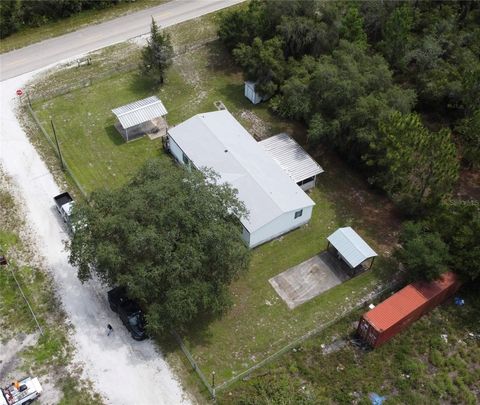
[{"xmin": 166, "ymin": 110, "xmax": 318, "ymax": 248}]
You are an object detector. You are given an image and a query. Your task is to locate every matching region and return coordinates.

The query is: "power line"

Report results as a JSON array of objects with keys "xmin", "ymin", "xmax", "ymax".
[{"xmin": 7, "ymin": 263, "xmax": 44, "ymax": 336}]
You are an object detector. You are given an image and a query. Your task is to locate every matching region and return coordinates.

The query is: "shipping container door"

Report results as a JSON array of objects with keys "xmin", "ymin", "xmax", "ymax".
[
  {"xmin": 358, "ymin": 318, "xmax": 369, "ymax": 339},
  {"xmin": 366, "ymin": 327, "xmax": 378, "ymax": 347}
]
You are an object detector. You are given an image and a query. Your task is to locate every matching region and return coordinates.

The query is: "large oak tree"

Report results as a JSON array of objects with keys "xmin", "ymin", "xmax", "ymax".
[{"xmin": 69, "ymin": 159, "xmax": 250, "ymax": 334}]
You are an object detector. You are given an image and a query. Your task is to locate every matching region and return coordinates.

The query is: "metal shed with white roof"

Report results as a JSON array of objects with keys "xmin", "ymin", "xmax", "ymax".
[
  {"xmin": 166, "ymin": 110, "xmax": 316, "ymax": 248},
  {"xmin": 327, "ymin": 227, "xmax": 377, "ymax": 269},
  {"xmin": 259, "ymin": 133, "xmax": 324, "ymax": 191},
  {"xmin": 112, "ymin": 96, "xmax": 168, "ymax": 142}
]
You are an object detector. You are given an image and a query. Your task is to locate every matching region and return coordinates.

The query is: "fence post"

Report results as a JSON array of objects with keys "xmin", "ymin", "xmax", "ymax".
[{"xmin": 171, "ymin": 330, "xmax": 215, "ymax": 399}]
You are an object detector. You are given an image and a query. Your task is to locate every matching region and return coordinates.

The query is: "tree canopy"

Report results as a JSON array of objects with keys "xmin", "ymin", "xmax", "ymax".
[
  {"xmin": 1, "ymin": 0, "xmax": 129, "ymax": 39},
  {"xmin": 395, "ymin": 222, "xmax": 450, "ymax": 282},
  {"xmin": 69, "ymin": 159, "xmax": 250, "ymax": 334},
  {"xmin": 456, "ymin": 110, "xmax": 480, "ymax": 169},
  {"xmin": 233, "ymin": 36, "xmax": 286, "ymax": 98},
  {"xmin": 219, "ymin": 1, "xmax": 479, "ymax": 217},
  {"xmin": 429, "ymin": 202, "xmax": 480, "ymax": 281},
  {"xmin": 375, "ymin": 112, "xmax": 459, "ymax": 215},
  {"xmin": 396, "ymin": 202, "xmax": 480, "ymax": 282},
  {"xmin": 141, "ymin": 17, "xmax": 173, "ymax": 85}
]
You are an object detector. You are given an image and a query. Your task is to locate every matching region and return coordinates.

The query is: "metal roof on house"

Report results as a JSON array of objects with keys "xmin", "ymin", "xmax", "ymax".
[
  {"xmin": 112, "ymin": 96, "xmax": 167, "ymax": 129},
  {"xmin": 259, "ymin": 133, "xmax": 324, "ymax": 183},
  {"xmin": 327, "ymin": 227, "xmax": 377, "ymax": 268},
  {"xmin": 168, "ymin": 111, "xmax": 315, "ymax": 232}
]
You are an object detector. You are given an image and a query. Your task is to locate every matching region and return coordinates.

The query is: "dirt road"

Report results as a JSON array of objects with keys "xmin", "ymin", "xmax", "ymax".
[{"xmin": 0, "ymin": 70, "xmax": 190, "ymax": 404}]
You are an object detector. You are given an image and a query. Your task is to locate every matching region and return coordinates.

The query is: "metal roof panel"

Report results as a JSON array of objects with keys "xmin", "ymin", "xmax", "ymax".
[
  {"xmin": 259, "ymin": 133, "xmax": 323, "ymax": 182},
  {"xmin": 327, "ymin": 227, "xmax": 377, "ymax": 268},
  {"xmin": 112, "ymin": 96, "xmax": 168, "ymax": 129},
  {"xmin": 168, "ymin": 111, "xmax": 315, "ymax": 232}
]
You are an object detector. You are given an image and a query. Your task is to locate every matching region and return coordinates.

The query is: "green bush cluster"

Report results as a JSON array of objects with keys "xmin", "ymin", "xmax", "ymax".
[{"xmin": 0, "ymin": 0, "xmax": 134, "ymax": 39}]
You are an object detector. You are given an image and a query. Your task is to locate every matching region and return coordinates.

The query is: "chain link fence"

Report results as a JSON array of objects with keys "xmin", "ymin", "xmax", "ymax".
[
  {"xmin": 172, "ymin": 278, "xmax": 401, "ymax": 400},
  {"xmin": 26, "ymin": 103, "xmax": 88, "ymax": 199},
  {"xmin": 27, "ymin": 36, "xmax": 218, "ymax": 104},
  {"xmin": 171, "ymin": 330, "xmax": 217, "ymax": 398},
  {"xmin": 25, "ymin": 36, "xmax": 219, "ymax": 198}
]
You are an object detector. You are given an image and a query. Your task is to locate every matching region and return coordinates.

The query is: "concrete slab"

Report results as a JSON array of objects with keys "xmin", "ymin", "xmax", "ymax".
[{"xmin": 269, "ymin": 251, "xmax": 350, "ymax": 309}]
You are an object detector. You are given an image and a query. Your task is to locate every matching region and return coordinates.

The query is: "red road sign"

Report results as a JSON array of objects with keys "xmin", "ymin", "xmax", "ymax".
[{"xmin": 16, "ymin": 89, "xmax": 23, "ymax": 96}]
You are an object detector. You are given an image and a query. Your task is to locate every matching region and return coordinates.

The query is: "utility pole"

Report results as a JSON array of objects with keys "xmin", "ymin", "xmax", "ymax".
[{"xmin": 51, "ymin": 120, "xmax": 65, "ymax": 170}]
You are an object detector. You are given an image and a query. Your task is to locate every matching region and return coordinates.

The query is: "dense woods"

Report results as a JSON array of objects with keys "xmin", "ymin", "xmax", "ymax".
[
  {"xmin": 219, "ymin": 1, "xmax": 480, "ymax": 281},
  {"xmin": 0, "ymin": 0, "xmax": 133, "ymax": 38}
]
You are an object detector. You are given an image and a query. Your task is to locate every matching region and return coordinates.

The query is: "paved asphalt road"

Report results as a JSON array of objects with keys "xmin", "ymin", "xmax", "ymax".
[{"xmin": 0, "ymin": 0, "xmax": 243, "ymax": 80}]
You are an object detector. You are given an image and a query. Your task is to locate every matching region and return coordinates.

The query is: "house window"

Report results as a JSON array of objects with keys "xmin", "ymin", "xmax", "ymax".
[
  {"xmin": 294, "ymin": 209, "xmax": 303, "ymax": 219},
  {"xmin": 182, "ymin": 152, "xmax": 190, "ymax": 165}
]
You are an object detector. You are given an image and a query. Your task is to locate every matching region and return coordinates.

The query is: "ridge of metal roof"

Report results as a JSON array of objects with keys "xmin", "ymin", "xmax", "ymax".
[
  {"xmin": 168, "ymin": 111, "xmax": 315, "ymax": 232},
  {"xmin": 112, "ymin": 96, "xmax": 167, "ymax": 129},
  {"xmin": 327, "ymin": 227, "xmax": 377, "ymax": 268}
]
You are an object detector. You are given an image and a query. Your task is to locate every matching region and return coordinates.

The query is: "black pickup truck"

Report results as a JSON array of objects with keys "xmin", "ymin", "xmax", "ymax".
[{"xmin": 107, "ymin": 287, "xmax": 147, "ymax": 341}]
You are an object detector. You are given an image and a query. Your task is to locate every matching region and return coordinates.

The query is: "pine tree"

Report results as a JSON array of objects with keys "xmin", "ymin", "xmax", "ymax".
[
  {"xmin": 376, "ymin": 112, "xmax": 459, "ymax": 215},
  {"xmin": 141, "ymin": 17, "xmax": 173, "ymax": 85}
]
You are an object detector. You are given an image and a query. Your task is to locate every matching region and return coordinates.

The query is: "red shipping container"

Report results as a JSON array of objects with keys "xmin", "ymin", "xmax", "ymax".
[{"xmin": 357, "ymin": 272, "xmax": 461, "ymax": 348}]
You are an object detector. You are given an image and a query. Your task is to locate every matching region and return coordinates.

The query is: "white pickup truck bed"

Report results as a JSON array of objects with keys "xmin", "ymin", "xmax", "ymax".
[{"xmin": 1, "ymin": 377, "xmax": 42, "ymax": 405}]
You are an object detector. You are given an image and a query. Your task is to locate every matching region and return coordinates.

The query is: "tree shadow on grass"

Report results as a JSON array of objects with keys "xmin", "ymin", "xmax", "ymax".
[
  {"xmin": 204, "ymin": 40, "xmax": 238, "ymax": 74},
  {"xmin": 215, "ymin": 82, "xmax": 250, "ymax": 111},
  {"xmin": 128, "ymin": 72, "xmax": 158, "ymax": 96},
  {"xmin": 313, "ymin": 146, "xmax": 403, "ymax": 256},
  {"xmin": 104, "ymin": 124, "xmax": 125, "ymax": 146},
  {"xmin": 155, "ymin": 311, "xmax": 225, "ymax": 357}
]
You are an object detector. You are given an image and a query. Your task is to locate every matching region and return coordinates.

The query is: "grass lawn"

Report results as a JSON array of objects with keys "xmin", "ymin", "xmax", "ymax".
[
  {"xmin": 32, "ymin": 41, "xmax": 290, "ymax": 194},
  {"xmin": 180, "ymin": 203, "xmax": 397, "ymax": 384},
  {"xmin": 30, "ymin": 11, "xmax": 401, "ymax": 394},
  {"xmin": 220, "ymin": 284, "xmax": 480, "ymax": 404},
  {"xmin": 0, "ymin": 0, "xmax": 168, "ymax": 54}
]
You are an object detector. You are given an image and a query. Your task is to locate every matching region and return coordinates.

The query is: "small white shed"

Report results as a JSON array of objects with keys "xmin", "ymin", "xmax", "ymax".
[
  {"xmin": 244, "ymin": 81, "xmax": 263, "ymax": 105},
  {"xmin": 327, "ymin": 227, "xmax": 377, "ymax": 270}
]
